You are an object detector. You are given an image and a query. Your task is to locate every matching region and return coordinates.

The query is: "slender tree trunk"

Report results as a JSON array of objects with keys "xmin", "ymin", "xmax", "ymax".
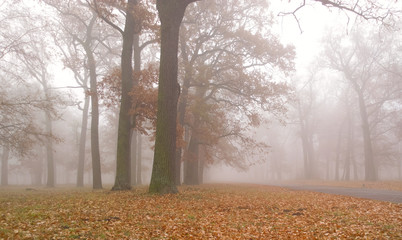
[
  {"xmin": 198, "ymin": 145, "xmax": 204, "ymax": 184},
  {"xmin": 45, "ymin": 109, "xmax": 55, "ymax": 187},
  {"xmin": 398, "ymin": 155, "xmax": 401, "ymax": 180},
  {"xmin": 149, "ymin": 0, "xmax": 192, "ymax": 194},
  {"xmin": 356, "ymin": 91, "xmax": 377, "ymax": 181},
  {"xmin": 352, "ymin": 154, "xmax": 358, "ymax": 180},
  {"xmin": 307, "ymin": 130, "xmax": 315, "ymax": 178},
  {"xmin": 113, "ymin": 0, "xmax": 137, "ymax": 190},
  {"xmin": 130, "ymin": 130, "xmax": 138, "ymax": 186},
  {"xmin": 1, "ymin": 146, "xmax": 9, "ymax": 186},
  {"xmin": 77, "ymin": 94, "xmax": 90, "ymax": 187},
  {"xmin": 85, "ymin": 42, "xmax": 102, "ymax": 189},
  {"xmin": 184, "ymin": 134, "xmax": 199, "ymax": 185},
  {"xmin": 335, "ymin": 127, "xmax": 342, "ymax": 181},
  {"xmin": 344, "ymin": 111, "xmax": 353, "ymax": 180},
  {"xmin": 130, "ymin": 33, "xmax": 142, "ymax": 186},
  {"xmin": 41, "ymin": 72, "xmax": 55, "ymax": 188},
  {"xmin": 298, "ymin": 102, "xmax": 310, "ymax": 179},
  {"xmin": 175, "ymin": 29, "xmax": 192, "ymax": 185},
  {"xmin": 348, "ymin": 76, "xmax": 377, "ymax": 181},
  {"xmin": 137, "ymin": 133, "xmax": 142, "ymax": 185}
]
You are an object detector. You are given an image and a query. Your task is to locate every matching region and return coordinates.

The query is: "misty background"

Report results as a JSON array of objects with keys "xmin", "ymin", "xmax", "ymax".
[{"xmin": 1, "ymin": 0, "xmax": 401, "ymax": 187}]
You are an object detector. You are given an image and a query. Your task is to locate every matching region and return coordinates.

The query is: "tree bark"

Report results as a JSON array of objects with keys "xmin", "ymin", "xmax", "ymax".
[
  {"xmin": 40, "ymin": 69, "xmax": 55, "ymax": 188},
  {"xmin": 130, "ymin": 33, "xmax": 142, "ymax": 186},
  {"xmin": 334, "ymin": 123, "xmax": 343, "ymax": 181},
  {"xmin": 184, "ymin": 134, "xmax": 199, "ymax": 185},
  {"xmin": 112, "ymin": 0, "xmax": 137, "ymax": 191},
  {"xmin": 45, "ymin": 109, "xmax": 54, "ymax": 187},
  {"xmin": 298, "ymin": 102, "xmax": 311, "ymax": 179},
  {"xmin": 349, "ymin": 80, "xmax": 377, "ymax": 181},
  {"xmin": 1, "ymin": 146, "xmax": 9, "ymax": 186},
  {"xmin": 77, "ymin": 95, "xmax": 90, "ymax": 187},
  {"xmin": 357, "ymin": 92, "xmax": 377, "ymax": 181},
  {"xmin": 130, "ymin": 130, "xmax": 138, "ymax": 186},
  {"xmin": 136, "ymin": 133, "xmax": 142, "ymax": 185},
  {"xmin": 88, "ymin": 49, "xmax": 102, "ymax": 189},
  {"xmin": 175, "ymin": 32, "xmax": 192, "ymax": 185},
  {"xmin": 149, "ymin": 0, "xmax": 193, "ymax": 194}
]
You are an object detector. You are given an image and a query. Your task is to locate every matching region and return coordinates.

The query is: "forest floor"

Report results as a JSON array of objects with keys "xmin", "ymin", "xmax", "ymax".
[{"xmin": 0, "ymin": 183, "xmax": 401, "ymax": 239}]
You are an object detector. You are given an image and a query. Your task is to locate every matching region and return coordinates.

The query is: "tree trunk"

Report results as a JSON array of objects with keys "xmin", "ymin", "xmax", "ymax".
[
  {"xmin": 45, "ymin": 109, "xmax": 55, "ymax": 187},
  {"xmin": 298, "ymin": 102, "xmax": 311, "ymax": 179},
  {"xmin": 41, "ymin": 72, "xmax": 55, "ymax": 188},
  {"xmin": 175, "ymin": 28, "xmax": 192, "ymax": 185},
  {"xmin": 184, "ymin": 134, "xmax": 199, "ymax": 185},
  {"xmin": 130, "ymin": 130, "xmax": 138, "ymax": 186},
  {"xmin": 112, "ymin": 0, "xmax": 137, "ymax": 191},
  {"xmin": 198, "ymin": 145, "xmax": 205, "ymax": 184},
  {"xmin": 307, "ymin": 130, "xmax": 315, "ymax": 178},
  {"xmin": 334, "ymin": 126, "xmax": 342, "ymax": 181},
  {"xmin": 1, "ymin": 146, "xmax": 9, "ymax": 186},
  {"xmin": 149, "ymin": 0, "xmax": 192, "ymax": 194},
  {"xmin": 130, "ymin": 33, "xmax": 142, "ymax": 186},
  {"xmin": 85, "ymin": 40, "xmax": 102, "ymax": 190},
  {"xmin": 344, "ymin": 111, "xmax": 353, "ymax": 180},
  {"xmin": 356, "ymin": 89, "xmax": 377, "ymax": 181},
  {"xmin": 136, "ymin": 133, "xmax": 142, "ymax": 185},
  {"xmin": 77, "ymin": 95, "xmax": 90, "ymax": 187}
]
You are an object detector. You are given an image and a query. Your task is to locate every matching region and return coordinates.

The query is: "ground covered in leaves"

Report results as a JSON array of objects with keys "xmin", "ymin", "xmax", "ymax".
[{"xmin": 0, "ymin": 184, "xmax": 401, "ymax": 239}]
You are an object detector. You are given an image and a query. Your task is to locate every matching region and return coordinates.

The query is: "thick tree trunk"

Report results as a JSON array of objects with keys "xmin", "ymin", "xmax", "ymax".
[
  {"xmin": 112, "ymin": 0, "xmax": 137, "ymax": 191},
  {"xmin": 77, "ymin": 95, "xmax": 90, "ymax": 187},
  {"xmin": 1, "ymin": 146, "xmax": 9, "ymax": 186},
  {"xmin": 149, "ymin": 0, "xmax": 192, "ymax": 194}
]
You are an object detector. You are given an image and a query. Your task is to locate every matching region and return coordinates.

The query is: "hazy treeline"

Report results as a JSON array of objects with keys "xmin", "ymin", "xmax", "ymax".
[{"xmin": 0, "ymin": 0, "xmax": 401, "ymax": 187}]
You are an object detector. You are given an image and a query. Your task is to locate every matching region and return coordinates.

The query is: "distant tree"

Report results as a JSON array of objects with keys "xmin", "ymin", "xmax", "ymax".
[
  {"xmin": 282, "ymin": 0, "xmax": 399, "ymax": 32},
  {"xmin": 177, "ymin": 0, "xmax": 294, "ymax": 185},
  {"xmin": 45, "ymin": 0, "xmax": 111, "ymax": 189},
  {"xmin": 0, "ymin": 1, "xmax": 63, "ymax": 186},
  {"xmin": 322, "ymin": 25, "xmax": 401, "ymax": 181}
]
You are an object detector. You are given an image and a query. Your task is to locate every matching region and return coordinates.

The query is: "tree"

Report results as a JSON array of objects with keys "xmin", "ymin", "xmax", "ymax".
[
  {"xmin": 176, "ymin": 0, "xmax": 294, "ymax": 185},
  {"xmin": 92, "ymin": 0, "xmax": 158, "ymax": 190},
  {"xmin": 149, "ymin": 0, "xmax": 198, "ymax": 194},
  {"xmin": 47, "ymin": 1, "xmax": 106, "ymax": 189},
  {"xmin": 282, "ymin": 0, "xmax": 399, "ymax": 32},
  {"xmin": 322, "ymin": 25, "xmax": 401, "ymax": 180}
]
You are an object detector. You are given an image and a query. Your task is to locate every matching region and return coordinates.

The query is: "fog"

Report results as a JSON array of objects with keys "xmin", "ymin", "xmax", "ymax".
[{"xmin": 1, "ymin": 0, "xmax": 401, "ymax": 188}]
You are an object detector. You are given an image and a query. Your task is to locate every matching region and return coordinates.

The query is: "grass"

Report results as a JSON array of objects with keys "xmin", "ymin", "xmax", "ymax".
[{"xmin": 0, "ymin": 184, "xmax": 401, "ymax": 239}]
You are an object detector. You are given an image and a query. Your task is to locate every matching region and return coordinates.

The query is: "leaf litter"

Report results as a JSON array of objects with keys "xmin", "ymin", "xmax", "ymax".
[{"xmin": 0, "ymin": 184, "xmax": 401, "ymax": 239}]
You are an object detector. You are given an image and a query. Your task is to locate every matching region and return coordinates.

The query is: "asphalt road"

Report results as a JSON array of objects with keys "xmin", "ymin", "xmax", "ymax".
[{"xmin": 277, "ymin": 185, "xmax": 402, "ymax": 204}]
